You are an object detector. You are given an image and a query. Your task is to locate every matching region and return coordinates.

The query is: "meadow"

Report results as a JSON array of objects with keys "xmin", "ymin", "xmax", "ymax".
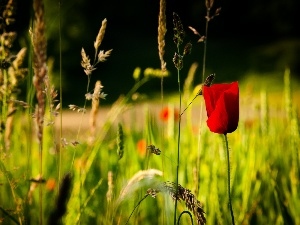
[{"xmin": 0, "ymin": 0, "xmax": 300, "ymax": 225}]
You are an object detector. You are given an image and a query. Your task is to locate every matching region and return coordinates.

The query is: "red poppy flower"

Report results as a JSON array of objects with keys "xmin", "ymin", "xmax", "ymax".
[
  {"xmin": 203, "ymin": 81, "xmax": 239, "ymax": 134},
  {"xmin": 159, "ymin": 107, "xmax": 179, "ymax": 122}
]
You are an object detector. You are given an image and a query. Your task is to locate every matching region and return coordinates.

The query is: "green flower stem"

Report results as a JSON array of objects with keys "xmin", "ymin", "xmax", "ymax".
[{"xmin": 224, "ymin": 134, "xmax": 235, "ymax": 225}]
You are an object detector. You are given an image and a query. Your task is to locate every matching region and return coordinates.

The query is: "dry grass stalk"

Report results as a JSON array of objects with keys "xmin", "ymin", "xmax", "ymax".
[
  {"xmin": 81, "ymin": 18, "xmax": 111, "ymax": 77},
  {"xmin": 205, "ymin": 0, "xmax": 214, "ymax": 10},
  {"xmin": 3, "ymin": 47, "xmax": 28, "ymax": 149},
  {"xmin": 98, "ymin": 49, "xmax": 113, "ymax": 62},
  {"xmin": 81, "ymin": 48, "xmax": 94, "ymax": 76},
  {"xmin": 117, "ymin": 169, "xmax": 163, "ymax": 204},
  {"xmin": 94, "ymin": 18, "xmax": 107, "ymax": 52},
  {"xmin": 188, "ymin": 26, "xmax": 206, "ymax": 43},
  {"xmin": 1, "ymin": 0, "xmax": 15, "ymax": 26},
  {"xmin": 68, "ymin": 104, "xmax": 86, "ymax": 113},
  {"xmin": 32, "ymin": 0, "xmax": 47, "ymax": 143},
  {"xmin": 106, "ymin": 171, "xmax": 114, "ymax": 204},
  {"xmin": 9, "ymin": 47, "xmax": 27, "ymax": 84},
  {"xmin": 183, "ymin": 62, "xmax": 198, "ymax": 102},
  {"xmin": 89, "ymin": 80, "xmax": 102, "ymax": 138},
  {"xmin": 4, "ymin": 102, "xmax": 14, "ymax": 149},
  {"xmin": 158, "ymin": 0, "xmax": 167, "ymax": 71},
  {"xmin": 0, "ymin": 0, "xmax": 28, "ymax": 151},
  {"xmin": 27, "ymin": 174, "xmax": 45, "ymax": 204}
]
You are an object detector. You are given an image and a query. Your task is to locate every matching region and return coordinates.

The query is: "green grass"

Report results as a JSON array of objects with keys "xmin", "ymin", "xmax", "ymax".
[{"xmin": 0, "ymin": 71, "xmax": 299, "ymax": 225}]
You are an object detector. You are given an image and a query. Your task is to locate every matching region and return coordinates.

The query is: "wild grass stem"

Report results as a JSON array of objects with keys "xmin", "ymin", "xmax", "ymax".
[
  {"xmin": 195, "ymin": 2, "xmax": 211, "ymax": 197},
  {"xmin": 158, "ymin": 0, "xmax": 167, "ymax": 104},
  {"xmin": 202, "ymin": 7, "xmax": 210, "ymax": 82},
  {"xmin": 75, "ymin": 75, "xmax": 91, "ymax": 141},
  {"xmin": 31, "ymin": 0, "xmax": 48, "ymax": 222},
  {"xmin": 58, "ymin": 0, "xmax": 62, "ymax": 184},
  {"xmin": 174, "ymin": 66, "xmax": 182, "ymax": 225},
  {"xmin": 39, "ymin": 144, "xmax": 43, "ymax": 225},
  {"xmin": 124, "ymin": 194, "xmax": 149, "ymax": 225},
  {"xmin": 76, "ymin": 18, "xmax": 111, "ymax": 142},
  {"xmin": 172, "ymin": 11, "xmax": 189, "ymax": 224}
]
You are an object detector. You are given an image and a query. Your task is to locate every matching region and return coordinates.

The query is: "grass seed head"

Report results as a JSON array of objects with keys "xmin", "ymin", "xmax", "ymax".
[
  {"xmin": 106, "ymin": 171, "xmax": 114, "ymax": 203},
  {"xmin": 98, "ymin": 49, "xmax": 113, "ymax": 62},
  {"xmin": 163, "ymin": 181, "xmax": 206, "ymax": 225},
  {"xmin": 81, "ymin": 48, "xmax": 95, "ymax": 76},
  {"xmin": 205, "ymin": 0, "xmax": 214, "ymax": 10},
  {"xmin": 173, "ymin": 52, "xmax": 183, "ymax": 70},
  {"xmin": 173, "ymin": 12, "xmax": 185, "ymax": 48},
  {"xmin": 183, "ymin": 42, "xmax": 192, "ymax": 56},
  {"xmin": 158, "ymin": 0, "xmax": 167, "ymax": 71},
  {"xmin": 94, "ymin": 18, "xmax": 107, "ymax": 51},
  {"xmin": 197, "ymin": 73, "xmax": 215, "ymax": 95},
  {"xmin": 32, "ymin": 0, "xmax": 48, "ymax": 143},
  {"xmin": 117, "ymin": 123, "xmax": 124, "ymax": 160},
  {"xmin": 89, "ymin": 81, "xmax": 102, "ymax": 140},
  {"xmin": 147, "ymin": 144, "xmax": 161, "ymax": 155}
]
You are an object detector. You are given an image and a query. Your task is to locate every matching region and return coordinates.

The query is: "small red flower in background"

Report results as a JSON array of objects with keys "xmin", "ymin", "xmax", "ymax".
[
  {"xmin": 203, "ymin": 81, "xmax": 239, "ymax": 134},
  {"xmin": 137, "ymin": 139, "xmax": 147, "ymax": 156},
  {"xmin": 159, "ymin": 107, "xmax": 179, "ymax": 122},
  {"xmin": 46, "ymin": 178, "xmax": 56, "ymax": 191}
]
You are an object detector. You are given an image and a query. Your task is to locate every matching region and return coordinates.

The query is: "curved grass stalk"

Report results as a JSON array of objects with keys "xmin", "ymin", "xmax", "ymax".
[
  {"xmin": 177, "ymin": 211, "xmax": 194, "ymax": 225},
  {"xmin": 124, "ymin": 194, "xmax": 149, "ymax": 225}
]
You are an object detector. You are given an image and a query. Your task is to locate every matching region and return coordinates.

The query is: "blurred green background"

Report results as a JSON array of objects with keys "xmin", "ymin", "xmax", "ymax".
[{"xmin": 12, "ymin": 0, "xmax": 300, "ymax": 104}]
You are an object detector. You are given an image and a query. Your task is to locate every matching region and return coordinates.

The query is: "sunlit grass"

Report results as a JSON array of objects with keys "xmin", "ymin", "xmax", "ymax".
[
  {"xmin": 1, "ymin": 71, "xmax": 299, "ymax": 224},
  {"xmin": 1, "ymin": 0, "xmax": 300, "ymax": 224}
]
